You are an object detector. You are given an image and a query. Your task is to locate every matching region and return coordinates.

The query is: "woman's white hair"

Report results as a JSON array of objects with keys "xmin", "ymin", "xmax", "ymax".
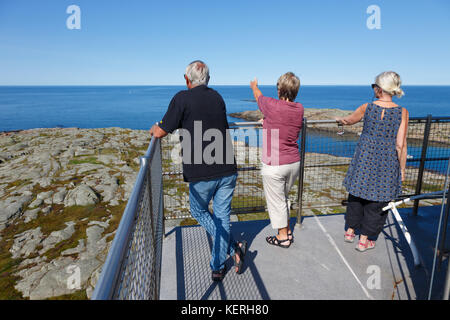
[
  {"xmin": 185, "ymin": 60, "xmax": 210, "ymax": 86},
  {"xmin": 375, "ymin": 71, "xmax": 405, "ymax": 98}
]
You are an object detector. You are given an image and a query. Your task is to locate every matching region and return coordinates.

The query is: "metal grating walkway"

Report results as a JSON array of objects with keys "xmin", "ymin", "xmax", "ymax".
[{"xmin": 160, "ymin": 207, "xmax": 449, "ymax": 300}]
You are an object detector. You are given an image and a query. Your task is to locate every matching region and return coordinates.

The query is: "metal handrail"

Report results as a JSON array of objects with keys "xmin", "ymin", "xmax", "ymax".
[
  {"xmin": 92, "ymin": 136, "xmax": 161, "ymax": 300},
  {"xmin": 229, "ymin": 119, "xmax": 350, "ymax": 126}
]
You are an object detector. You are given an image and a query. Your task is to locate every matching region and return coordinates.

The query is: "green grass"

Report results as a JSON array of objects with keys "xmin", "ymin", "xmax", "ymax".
[
  {"xmin": 47, "ymin": 289, "xmax": 88, "ymax": 300},
  {"xmin": 421, "ymin": 182, "xmax": 445, "ymax": 193},
  {"xmin": 311, "ymin": 208, "xmax": 324, "ymax": 215},
  {"xmin": 331, "ymin": 165, "xmax": 349, "ymax": 173},
  {"xmin": 68, "ymin": 157, "xmax": 102, "ymax": 166},
  {"xmin": 231, "ymin": 195, "xmax": 265, "ymax": 208},
  {"xmin": 0, "ymin": 249, "xmax": 25, "ymax": 300},
  {"xmin": 163, "ymin": 177, "xmax": 188, "ymax": 198},
  {"xmin": 237, "ymin": 211, "xmax": 270, "ymax": 222},
  {"xmin": 180, "ymin": 218, "xmax": 198, "ymax": 226},
  {"xmin": 98, "ymin": 148, "xmax": 118, "ymax": 155},
  {"xmin": 5, "ymin": 179, "xmax": 32, "ymax": 191}
]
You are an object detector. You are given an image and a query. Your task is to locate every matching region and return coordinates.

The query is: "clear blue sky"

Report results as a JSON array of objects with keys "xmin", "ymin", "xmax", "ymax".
[{"xmin": 0, "ymin": 0, "xmax": 449, "ymax": 85}]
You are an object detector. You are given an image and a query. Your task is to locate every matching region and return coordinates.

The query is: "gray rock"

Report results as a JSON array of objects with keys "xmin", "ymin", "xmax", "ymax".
[
  {"xmin": 15, "ymin": 256, "xmax": 77, "ymax": 300},
  {"xmin": 0, "ymin": 194, "xmax": 33, "ymax": 225},
  {"xmin": 41, "ymin": 206, "xmax": 51, "ymax": 214},
  {"xmin": 97, "ymin": 154, "xmax": 116, "ymax": 165},
  {"xmin": 29, "ymin": 198, "xmax": 43, "ymax": 208},
  {"xmin": 64, "ymin": 184, "xmax": 99, "ymax": 207},
  {"xmin": 77, "ymin": 163, "xmax": 104, "ymax": 175},
  {"xmin": 97, "ymin": 184, "xmax": 118, "ymax": 204},
  {"xmin": 18, "ymin": 255, "xmax": 47, "ymax": 268},
  {"xmin": 39, "ymin": 222, "xmax": 76, "ymax": 255},
  {"xmin": 36, "ymin": 191, "xmax": 54, "ymax": 205},
  {"xmin": 10, "ymin": 227, "xmax": 43, "ymax": 259},
  {"xmin": 23, "ymin": 208, "xmax": 41, "ymax": 223},
  {"xmin": 88, "ymin": 220, "xmax": 109, "ymax": 228},
  {"xmin": 85, "ymin": 225, "xmax": 105, "ymax": 255},
  {"xmin": 36, "ymin": 177, "xmax": 52, "ymax": 188},
  {"xmin": 74, "ymin": 148, "xmax": 95, "ymax": 157},
  {"xmin": 52, "ymin": 188, "xmax": 67, "ymax": 204}
]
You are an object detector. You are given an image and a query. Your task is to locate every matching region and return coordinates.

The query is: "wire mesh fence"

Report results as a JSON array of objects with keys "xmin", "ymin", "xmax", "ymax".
[
  {"xmin": 92, "ymin": 138, "xmax": 164, "ymax": 300},
  {"xmin": 162, "ymin": 116, "xmax": 450, "ymax": 220},
  {"xmin": 162, "ymin": 124, "xmax": 269, "ymax": 219}
]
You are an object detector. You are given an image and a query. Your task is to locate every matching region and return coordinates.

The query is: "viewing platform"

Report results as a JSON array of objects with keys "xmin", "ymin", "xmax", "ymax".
[
  {"xmin": 160, "ymin": 206, "xmax": 449, "ymax": 300},
  {"xmin": 92, "ymin": 118, "xmax": 450, "ymax": 300}
]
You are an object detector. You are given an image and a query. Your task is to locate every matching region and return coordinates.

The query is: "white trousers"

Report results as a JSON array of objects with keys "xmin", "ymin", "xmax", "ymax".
[{"xmin": 261, "ymin": 161, "xmax": 300, "ymax": 229}]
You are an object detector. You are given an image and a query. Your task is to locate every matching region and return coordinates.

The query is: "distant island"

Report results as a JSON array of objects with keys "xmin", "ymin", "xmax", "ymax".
[
  {"xmin": 229, "ymin": 107, "xmax": 352, "ymax": 122},
  {"xmin": 229, "ymin": 107, "xmax": 363, "ymax": 135},
  {"xmin": 229, "ymin": 108, "xmax": 450, "ymax": 143}
]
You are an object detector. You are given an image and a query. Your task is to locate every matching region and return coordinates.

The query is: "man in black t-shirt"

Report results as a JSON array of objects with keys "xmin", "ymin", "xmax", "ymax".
[{"xmin": 149, "ymin": 60, "xmax": 247, "ymax": 281}]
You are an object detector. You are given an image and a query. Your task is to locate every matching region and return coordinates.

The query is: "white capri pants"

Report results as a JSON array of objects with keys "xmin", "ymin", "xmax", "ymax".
[{"xmin": 261, "ymin": 161, "xmax": 300, "ymax": 229}]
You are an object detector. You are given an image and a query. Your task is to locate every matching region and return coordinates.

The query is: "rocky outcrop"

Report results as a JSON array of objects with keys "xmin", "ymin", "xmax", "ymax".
[
  {"xmin": 64, "ymin": 185, "xmax": 99, "ymax": 207},
  {"xmin": 0, "ymin": 127, "xmax": 149, "ymax": 300}
]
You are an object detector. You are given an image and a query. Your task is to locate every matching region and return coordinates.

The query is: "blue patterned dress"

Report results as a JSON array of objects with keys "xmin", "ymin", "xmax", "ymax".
[{"xmin": 343, "ymin": 103, "xmax": 403, "ymax": 202}]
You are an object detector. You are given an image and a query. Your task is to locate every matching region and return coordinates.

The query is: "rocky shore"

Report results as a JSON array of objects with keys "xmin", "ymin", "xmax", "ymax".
[
  {"xmin": 0, "ymin": 127, "xmax": 149, "ymax": 299},
  {"xmin": 229, "ymin": 107, "xmax": 353, "ymax": 122}
]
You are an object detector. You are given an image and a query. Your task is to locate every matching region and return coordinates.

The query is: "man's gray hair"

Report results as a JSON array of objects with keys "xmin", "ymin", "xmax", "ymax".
[{"xmin": 185, "ymin": 60, "xmax": 210, "ymax": 86}]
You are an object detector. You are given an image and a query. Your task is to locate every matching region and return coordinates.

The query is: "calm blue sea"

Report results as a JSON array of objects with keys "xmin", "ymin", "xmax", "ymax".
[
  {"xmin": 0, "ymin": 85, "xmax": 449, "ymax": 132},
  {"xmin": 0, "ymin": 85, "xmax": 449, "ymax": 173}
]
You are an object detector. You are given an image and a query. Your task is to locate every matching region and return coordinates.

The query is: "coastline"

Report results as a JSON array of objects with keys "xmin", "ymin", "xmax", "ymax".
[{"xmin": 229, "ymin": 107, "xmax": 353, "ymax": 122}]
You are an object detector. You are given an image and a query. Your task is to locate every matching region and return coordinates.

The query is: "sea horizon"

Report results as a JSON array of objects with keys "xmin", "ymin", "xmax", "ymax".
[
  {"xmin": 1, "ymin": 85, "xmax": 449, "ymax": 133},
  {"xmin": 1, "ymin": 84, "xmax": 450, "ymax": 87}
]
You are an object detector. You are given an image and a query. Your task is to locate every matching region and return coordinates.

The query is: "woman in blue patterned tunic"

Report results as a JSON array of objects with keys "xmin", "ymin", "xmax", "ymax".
[{"xmin": 336, "ymin": 71, "xmax": 409, "ymax": 252}]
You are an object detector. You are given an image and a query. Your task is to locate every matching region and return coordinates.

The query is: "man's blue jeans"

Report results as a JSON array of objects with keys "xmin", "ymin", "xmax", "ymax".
[{"xmin": 189, "ymin": 173, "xmax": 237, "ymax": 271}]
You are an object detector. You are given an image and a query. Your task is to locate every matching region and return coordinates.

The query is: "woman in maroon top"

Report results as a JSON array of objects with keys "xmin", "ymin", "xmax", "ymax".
[{"xmin": 250, "ymin": 72, "xmax": 304, "ymax": 248}]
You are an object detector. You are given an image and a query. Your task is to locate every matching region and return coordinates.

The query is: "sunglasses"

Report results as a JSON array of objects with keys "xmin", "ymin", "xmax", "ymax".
[{"xmin": 371, "ymin": 83, "xmax": 380, "ymax": 89}]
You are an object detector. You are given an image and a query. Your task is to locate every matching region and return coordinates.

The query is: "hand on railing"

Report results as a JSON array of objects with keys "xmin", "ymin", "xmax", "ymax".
[
  {"xmin": 335, "ymin": 118, "xmax": 345, "ymax": 135},
  {"xmin": 149, "ymin": 122, "xmax": 168, "ymax": 139}
]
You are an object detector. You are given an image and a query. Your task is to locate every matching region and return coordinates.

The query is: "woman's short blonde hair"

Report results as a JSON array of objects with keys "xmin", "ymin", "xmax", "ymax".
[
  {"xmin": 375, "ymin": 71, "xmax": 405, "ymax": 98},
  {"xmin": 277, "ymin": 72, "xmax": 301, "ymax": 102}
]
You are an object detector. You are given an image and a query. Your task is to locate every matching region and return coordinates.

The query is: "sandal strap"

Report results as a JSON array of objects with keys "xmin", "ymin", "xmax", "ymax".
[
  {"xmin": 267, "ymin": 235, "xmax": 290, "ymax": 244},
  {"xmin": 345, "ymin": 233, "xmax": 355, "ymax": 237},
  {"xmin": 358, "ymin": 241, "xmax": 367, "ymax": 247}
]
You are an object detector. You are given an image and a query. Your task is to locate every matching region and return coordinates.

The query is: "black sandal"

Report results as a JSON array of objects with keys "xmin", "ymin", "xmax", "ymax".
[
  {"xmin": 288, "ymin": 231, "xmax": 294, "ymax": 243},
  {"xmin": 234, "ymin": 240, "xmax": 247, "ymax": 274},
  {"xmin": 266, "ymin": 235, "xmax": 291, "ymax": 248},
  {"xmin": 212, "ymin": 268, "xmax": 226, "ymax": 282}
]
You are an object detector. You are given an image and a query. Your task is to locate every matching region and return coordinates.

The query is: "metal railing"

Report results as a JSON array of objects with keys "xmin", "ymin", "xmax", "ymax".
[
  {"xmin": 163, "ymin": 116, "xmax": 450, "ymax": 220},
  {"xmin": 298, "ymin": 116, "xmax": 450, "ymax": 214},
  {"xmin": 93, "ymin": 114, "xmax": 449, "ymax": 299},
  {"xmin": 92, "ymin": 137, "xmax": 164, "ymax": 300}
]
